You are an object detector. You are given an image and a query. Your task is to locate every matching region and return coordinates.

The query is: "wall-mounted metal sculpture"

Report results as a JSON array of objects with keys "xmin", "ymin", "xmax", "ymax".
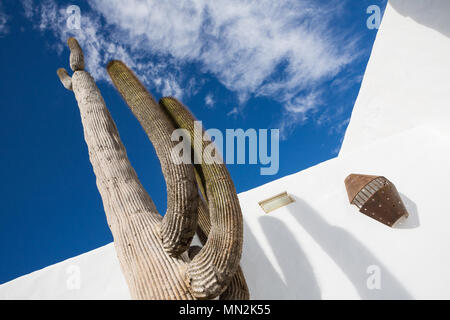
[{"xmin": 345, "ymin": 174, "xmax": 409, "ymax": 227}]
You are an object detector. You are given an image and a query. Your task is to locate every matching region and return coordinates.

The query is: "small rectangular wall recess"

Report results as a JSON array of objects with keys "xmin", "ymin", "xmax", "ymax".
[{"xmin": 258, "ymin": 191, "xmax": 294, "ymax": 213}]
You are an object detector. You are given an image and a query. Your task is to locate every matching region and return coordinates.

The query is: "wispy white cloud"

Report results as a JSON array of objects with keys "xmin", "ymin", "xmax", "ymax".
[
  {"xmin": 87, "ymin": 0, "xmax": 359, "ymax": 134},
  {"xmin": 0, "ymin": 1, "xmax": 9, "ymax": 36},
  {"xmin": 330, "ymin": 73, "xmax": 364, "ymax": 92},
  {"xmin": 21, "ymin": 0, "xmax": 187, "ymax": 99},
  {"xmin": 21, "ymin": 0, "xmax": 34, "ymax": 19},
  {"xmin": 22, "ymin": 0, "xmax": 362, "ymax": 138},
  {"xmin": 226, "ymin": 107, "xmax": 239, "ymax": 118},
  {"xmin": 89, "ymin": 0, "xmax": 357, "ymax": 101},
  {"xmin": 278, "ymin": 91, "xmax": 323, "ymax": 139},
  {"xmin": 284, "ymin": 91, "xmax": 322, "ymax": 117},
  {"xmin": 329, "ymin": 117, "xmax": 350, "ymax": 135},
  {"xmin": 204, "ymin": 93, "xmax": 214, "ymax": 108}
]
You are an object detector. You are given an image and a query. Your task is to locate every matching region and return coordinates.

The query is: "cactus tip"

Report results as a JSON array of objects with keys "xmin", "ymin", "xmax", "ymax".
[
  {"xmin": 106, "ymin": 59, "xmax": 123, "ymax": 70},
  {"xmin": 57, "ymin": 68, "xmax": 73, "ymax": 91},
  {"xmin": 67, "ymin": 37, "xmax": 85, "ymax": 72},
  {"xmin": 67, "ymin": 37, "xmax": 78, "ymax": 48}
]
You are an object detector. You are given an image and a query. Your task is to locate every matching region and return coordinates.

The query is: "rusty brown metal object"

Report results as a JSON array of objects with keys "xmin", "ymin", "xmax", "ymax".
[
  {"xmin": 344, "ymin": 174, "xmax": 378, "ymax": 203},
  {"xmin": 345, "ymin": 174, "xmax": 409, "ymax": 227}
]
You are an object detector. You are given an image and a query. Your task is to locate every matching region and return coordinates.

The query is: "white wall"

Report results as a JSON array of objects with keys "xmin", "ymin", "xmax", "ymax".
[
  {"xmin": 2, "ymin": 0, "xmax": 450, "ymax": 299},
  {"xmin": 0, "ymin": 243, "xmax": 130, "ymax": 299},
  {"xmin": 241, "ymin": 125, "xmax": 450, "ymax": 299},
  {"xmin": 340, "ymin": 0, "xmax": 450, "ymax": 155}
]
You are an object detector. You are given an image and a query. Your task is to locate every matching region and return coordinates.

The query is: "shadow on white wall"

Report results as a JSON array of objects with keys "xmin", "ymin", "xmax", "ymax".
[
  {"xmin": 390, "ymin": 0, "xmax": 450, "ymax": 38},
  {"xmin": 285, "ymin": 195, "xmax": 411, "ymax": 299},
  {"xmin": 258, "ymin": 215, "xmax": 321, "ymax": 299},
  {"xmin": 242, "ymin": 220, "xmax": 291, "ymax": 299},
  {"xmin": 393, "ymin": 193, "xmax": 420, "ymax": 229}
]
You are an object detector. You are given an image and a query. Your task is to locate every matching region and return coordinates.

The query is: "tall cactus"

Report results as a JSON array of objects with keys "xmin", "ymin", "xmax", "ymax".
[
  {"xmin": 107, "ymin": 61, "xmax": 247, "ymax": 299},
  {"xmin": 57, "ymin": 38, "xmax": 248, "ymax": 300}
]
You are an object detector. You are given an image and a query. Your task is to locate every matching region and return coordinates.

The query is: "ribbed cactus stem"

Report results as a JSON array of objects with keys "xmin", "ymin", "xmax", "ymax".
[
  {"xmin": 195, "ymin": 167, "xmax": 249, "ymax": 299},
  {"xmin": 106, "ymin": 60, "xmax": 198, "ymax": 256},
  {"xmin": 159, "ymin": 97, "xmax": 244, "ymax": 299},
  {"xmin": 57, "ymin": 39, "xmax": 195, "ymax": 300},
  {"xmin": 196, "ymin": 197, "xmax": 249, "ymax": 300},
  {"xmin": 219, "ymin": 268, "xmax": 250, "ymax": 300}
]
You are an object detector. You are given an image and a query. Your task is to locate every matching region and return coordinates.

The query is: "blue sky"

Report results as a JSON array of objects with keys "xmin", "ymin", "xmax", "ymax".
[{"xmin": 0, "ymin": 0, "xmax": 386, "ymax": 284}]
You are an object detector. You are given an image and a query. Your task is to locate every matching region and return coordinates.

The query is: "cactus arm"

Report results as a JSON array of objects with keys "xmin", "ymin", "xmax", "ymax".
[
  {"xmin": 57, "ymin": 68, "xmax": 73, "ymax": 91},
  {"xmin": 159, "ymin": 97, "xmax": 244, "ymax": 299},
  {"xmin": 194, "ymin": 140, "xmax": 249, "ymax": 300},
  {"xmin": 106, "ymin": 61, "xmax": 198, "ymax": 256},
  {"xmin": 57, "ymin": 39, "xmax": 194, "ymax": 300}
]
